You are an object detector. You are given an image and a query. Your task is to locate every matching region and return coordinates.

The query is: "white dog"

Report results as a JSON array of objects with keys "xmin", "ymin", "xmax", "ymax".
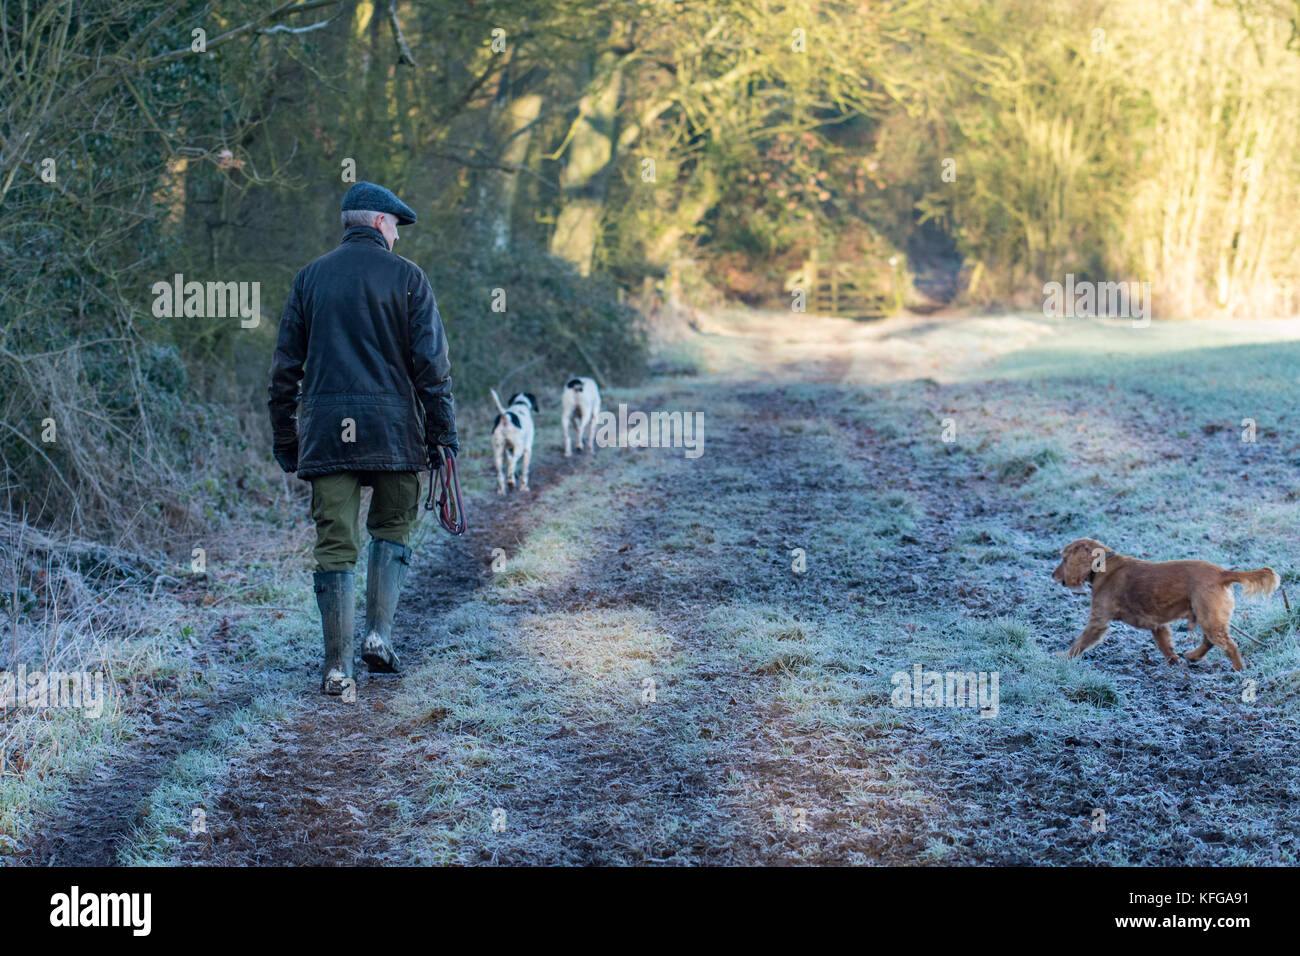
[
  {"xmin": 490, "ymin": 389, "xmax": 537, "ymax": 494},
  {"xmin": 561, "ymin": 377, "xmax": 601, "ymax": 457}
]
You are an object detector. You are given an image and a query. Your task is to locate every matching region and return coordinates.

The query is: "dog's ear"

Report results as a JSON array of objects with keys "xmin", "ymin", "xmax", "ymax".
[
  {"xmin": 525, "ymin": 392, "xmax": 539, "ymax": 411},
  {"xmin": 1069, "ymin": 541, "xmax": 1095, "ymax": 587},
  {"xmin": 1057, "ymin": 538, "xmax": 1105, "ymax": 587}
]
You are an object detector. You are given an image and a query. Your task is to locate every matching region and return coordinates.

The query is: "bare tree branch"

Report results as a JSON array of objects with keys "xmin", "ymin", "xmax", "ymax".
[{"xmin": 387, "ymin": 1, "xmax": 417, "ymax": 67}]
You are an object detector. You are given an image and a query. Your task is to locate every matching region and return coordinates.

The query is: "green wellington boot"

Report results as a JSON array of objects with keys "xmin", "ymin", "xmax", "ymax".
[
  {"xmin": 314, "ymin": 570, "xmax": 356, "ymax": 695},
  {"xmin": 362, "ymin": 538, "xmax": 412, "ymax": 673}
]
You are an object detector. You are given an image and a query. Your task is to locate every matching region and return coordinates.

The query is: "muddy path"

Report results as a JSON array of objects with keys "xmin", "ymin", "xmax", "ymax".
[
  {"xmin": 166, "ymin": 477, "xmax": 541, "ymax": 865},
  {"xmin": 158, "ymin": 371, "xmax": 1045, "ymax": 866},
  {"xmin": 12, "ymin": 310, "xmax": 1300, "ymax": 866},
  {"xmin": 14, "ymin": 679, "xmax": 257, "ymax": 866},
  {"xmin": 8, "ymin": 456, "xmax": 539, "ymax": 867},
  {"xmin": 167, "ymin": 380, "xmax": 846, "ymax": 865},
  {"xmin": 11, "ymin": 588, "xmax": 296, "ymax": 865}
]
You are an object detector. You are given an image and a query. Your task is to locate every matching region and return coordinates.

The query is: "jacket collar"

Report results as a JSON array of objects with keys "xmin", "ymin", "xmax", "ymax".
[{"xmin": 341, "ymin": 224, "xmax": 389, "ymax": 249}]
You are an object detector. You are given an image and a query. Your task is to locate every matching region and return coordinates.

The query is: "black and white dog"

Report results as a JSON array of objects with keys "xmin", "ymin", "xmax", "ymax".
[
  {"xmin": 561, "ymin": 377, "xmax": 601, "ymax": 457},
  {"xmin": 490, "ymin": 389, "xmax": 537, "ymax": 494}
]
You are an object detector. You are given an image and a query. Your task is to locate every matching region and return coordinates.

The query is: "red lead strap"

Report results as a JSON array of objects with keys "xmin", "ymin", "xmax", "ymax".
[{"xmin": 425, "ymin": 447, "xmax": 466, "ymax": 535}]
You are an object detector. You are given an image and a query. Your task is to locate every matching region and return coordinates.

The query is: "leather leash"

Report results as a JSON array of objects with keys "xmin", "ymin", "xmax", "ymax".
[{"xmin": 425, "ymin": 446, "xmax": 466, "ymax": 535}]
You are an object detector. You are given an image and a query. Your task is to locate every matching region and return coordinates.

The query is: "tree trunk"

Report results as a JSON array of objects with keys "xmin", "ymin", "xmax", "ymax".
[
  {"xmin": 473, "ymin": 58, "xmax": 544, "ymax": 255},
  {"xmin": 549, "ymin": 33, "xmax": 626, "ymax": 275},
  {"xmin": 490, "ymin": 92, "xmax": 543, "ymax": 252}
]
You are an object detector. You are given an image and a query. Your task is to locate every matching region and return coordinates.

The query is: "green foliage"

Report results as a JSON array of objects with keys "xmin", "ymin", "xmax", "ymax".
[
  {"xmin": 426, "ymin": 244, "xmax": 648, "ymax": 397},
  {"xmin": 896, "ymin": 0, "xmax": 1300, "ymax": 314},
  {"xmin": 7, "ymin": 0, "xmax": 1300, "ymax": 545}
]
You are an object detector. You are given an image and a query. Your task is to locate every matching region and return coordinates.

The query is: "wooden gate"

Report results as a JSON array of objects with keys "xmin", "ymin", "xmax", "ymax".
[{"xmin": 787, "ymin": 250, "xmax": 904, "ymax": 319}]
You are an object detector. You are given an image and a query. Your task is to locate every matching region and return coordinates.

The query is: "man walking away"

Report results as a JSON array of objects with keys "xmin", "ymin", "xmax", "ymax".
[{"xmin": 268, "ymin": 182, "xmax": 458, "ymax": 696}]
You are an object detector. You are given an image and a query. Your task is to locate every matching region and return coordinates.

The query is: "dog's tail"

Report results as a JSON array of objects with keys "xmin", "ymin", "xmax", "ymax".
[
  {"xmin": 489, "ymin": 388, "xmax": 509, "ymax": 417},
  {"xmin": 1221, "ymin": 567, "xmax": 1280, "ymax": 596}
]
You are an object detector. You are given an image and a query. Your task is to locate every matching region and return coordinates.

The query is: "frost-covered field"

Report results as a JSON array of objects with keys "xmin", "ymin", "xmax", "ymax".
[{"xmin": 7, "ymin": 311, "xmax": 1299, "ymax": 865}]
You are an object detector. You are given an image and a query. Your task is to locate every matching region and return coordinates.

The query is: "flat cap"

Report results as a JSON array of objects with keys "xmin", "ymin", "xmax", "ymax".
[{"xmin": 341, "ymin": 181, "xmax": 417, "ymax": 226}]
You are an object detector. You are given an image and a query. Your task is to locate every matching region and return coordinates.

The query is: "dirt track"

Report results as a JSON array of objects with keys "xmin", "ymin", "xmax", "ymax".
[{"xmin": 11, "ymin": 309, "xmax": 1300, "ymax": 866}]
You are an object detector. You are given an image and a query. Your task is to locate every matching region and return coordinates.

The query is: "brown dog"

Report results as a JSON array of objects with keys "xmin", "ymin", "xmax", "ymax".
[{"xmin": 1052, "ymin": 537, "xmax": 1279, "ymax": 670}]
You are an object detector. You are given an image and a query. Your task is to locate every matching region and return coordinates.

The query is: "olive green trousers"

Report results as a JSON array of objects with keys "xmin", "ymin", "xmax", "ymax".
[{"xmin": 308, "ymin": 471, "xmax": 421, "ymax": 571}]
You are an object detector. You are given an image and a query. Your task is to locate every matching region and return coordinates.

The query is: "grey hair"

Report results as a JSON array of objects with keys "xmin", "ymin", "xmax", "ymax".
[{"xmin": 342, "ymin": 209, "xmax": 392, "ymax": 228}]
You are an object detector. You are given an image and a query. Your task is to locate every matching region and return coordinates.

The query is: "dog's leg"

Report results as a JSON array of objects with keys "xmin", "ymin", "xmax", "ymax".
[
  {"xmin": 574, "ymin": 406, "xmax": 588, "ymax": 453},
  {"xmin": 521, "ymin": 441, "xmax": 532, "ymax": 491},
  {"xmin": 506, "ymin": 449, "xmax": 518, "ymax": 489},
  {"xmin": 1192, "ymin": 592, "xmax": 1245, "ymax": 669},
  {"xmin": 1202, "ymin": 622, "xmax": 1246, "ymax": 670},
  {"xmin": 1184, "ymin": 637, "xmax": 1213, "ymax": 663},
  {"xmin": 563, "ymin": 411, "xmax": 573, "ymax": 458},
  {"xmin": 1067, "ymin": 618, "xmax": 1110, "ymax": 659},
  {"xmin": 493, "ymin": 434, "xmax": 506, "ymax": 495},
  {"xmin": 1151, "ymin": 625, "xmax": 1178, "ymax": 665},
  {"xmin": 587, "ymin": 396, "xmax": 600, "ymax": 455}
]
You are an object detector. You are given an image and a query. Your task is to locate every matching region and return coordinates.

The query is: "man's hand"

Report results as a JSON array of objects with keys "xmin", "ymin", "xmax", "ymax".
[
  {"xmin": 274, "ymin": 434, "xmax": 299, "ymax": 473},
  {"xmin": 430, "ymin": 445, "xmax": 456, "ymax": 469}
]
